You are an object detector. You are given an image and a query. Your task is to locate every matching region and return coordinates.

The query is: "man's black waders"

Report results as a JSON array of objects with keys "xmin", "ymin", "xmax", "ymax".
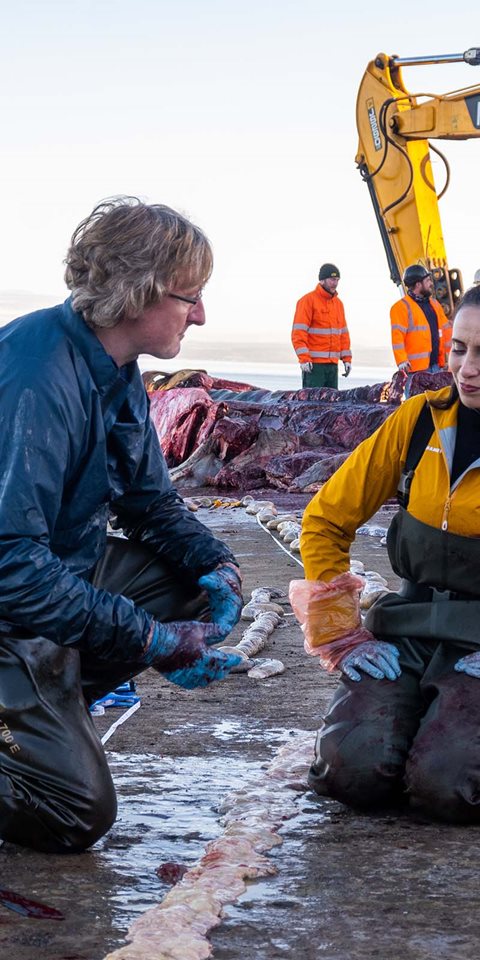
[
  {"xmin": 309, "ymin": 406, "xmax": 480, "ymax": 822},
  {"xmin": 0, "ymin": 537, "xmax": 208, "ymax": 853}
]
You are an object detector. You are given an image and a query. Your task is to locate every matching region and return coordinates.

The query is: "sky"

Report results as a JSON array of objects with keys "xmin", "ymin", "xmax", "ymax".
[{"xmin": 1, "ymin": 0, "xmax": 479, "ymax": 361}]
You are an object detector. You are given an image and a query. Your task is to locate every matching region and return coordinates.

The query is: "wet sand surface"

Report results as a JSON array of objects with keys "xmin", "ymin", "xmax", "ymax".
[{"xmin": 1, "ymin": 493, "xmax": 479, "ymax": 959}]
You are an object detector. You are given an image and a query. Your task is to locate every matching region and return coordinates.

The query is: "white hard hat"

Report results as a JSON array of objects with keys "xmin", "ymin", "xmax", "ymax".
[{"xmin": 474, "ymin": 269, "xmax": 480, "ymax": 284}]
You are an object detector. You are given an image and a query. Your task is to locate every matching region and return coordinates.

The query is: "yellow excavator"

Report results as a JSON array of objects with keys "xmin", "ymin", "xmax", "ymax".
[{"xmin": 356, "ymin": 47, "xmax": 480, "ymax": 316}]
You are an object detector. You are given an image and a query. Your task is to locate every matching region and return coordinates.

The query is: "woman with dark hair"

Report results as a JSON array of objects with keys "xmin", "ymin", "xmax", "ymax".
[{"xmin": 292, "ymin": 283, "xmax": 480, "ymax": 823}]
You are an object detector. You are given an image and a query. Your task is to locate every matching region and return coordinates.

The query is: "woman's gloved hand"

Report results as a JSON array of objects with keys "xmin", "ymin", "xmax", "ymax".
[
  {"xmin": 454, "ymin": 652, "xmax": 480, "ymax": 679},
  {"xmin": 340, "ymin": 640, "xmax": 401, "ymax": 682},
  {"xmin": 289, "ymin": 574, "xmax": 401, "ymax": 681},
  {"xmin": 144, "ymin": 620, "xmax": 241, "ymax": 689},
  {"xmin": 198, "ymin": 562, "xmax": 243, "ymax": 640}
]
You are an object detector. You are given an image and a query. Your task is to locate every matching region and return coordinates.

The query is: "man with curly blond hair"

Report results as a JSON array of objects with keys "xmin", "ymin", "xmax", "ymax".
[{"xmin": 0, "ymin": 197, "xmax": 242, "ymax": 853}]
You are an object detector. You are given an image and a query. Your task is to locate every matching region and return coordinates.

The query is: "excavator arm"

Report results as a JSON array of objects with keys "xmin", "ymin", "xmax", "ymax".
[{"xmin": 356, "ymin": 48, "xmax": 480, "ymax": 315}]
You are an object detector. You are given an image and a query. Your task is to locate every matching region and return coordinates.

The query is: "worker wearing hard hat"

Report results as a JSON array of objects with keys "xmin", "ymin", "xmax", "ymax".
[{"xmin": 390, "ymin": 264, "xmax": 451, "ymax": 396}]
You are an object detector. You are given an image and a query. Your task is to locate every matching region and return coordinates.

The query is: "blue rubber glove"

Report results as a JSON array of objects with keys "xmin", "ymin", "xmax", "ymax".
[
  {"xmin": 454, "ymin": 652, "xmax": 480, "ymax": 678},
  {"xmin": 197, "ymin": 563, "xmax": 243, "ymax": 641},
  {"xmin": 340, "ymin": 640, "xmax": 401, "ymax": 682},
  {"xmin": 145, "ymin": 620, "xmax": 242, "ymax": 689}
]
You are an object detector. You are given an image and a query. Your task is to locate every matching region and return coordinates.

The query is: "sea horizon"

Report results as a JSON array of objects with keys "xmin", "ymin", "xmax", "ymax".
[{"xmin": 138, "ymin": 354, "xmax": 396, "ymax": 393}]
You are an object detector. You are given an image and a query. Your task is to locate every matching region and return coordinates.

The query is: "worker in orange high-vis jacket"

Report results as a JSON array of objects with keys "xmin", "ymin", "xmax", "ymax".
[
  {"xmin": 291, "ymin": 263, "xmax": 352, "ymax": 389},
  {"xmin": 390, "ymin": 264, "xmax": 451, "ymax": 397}
]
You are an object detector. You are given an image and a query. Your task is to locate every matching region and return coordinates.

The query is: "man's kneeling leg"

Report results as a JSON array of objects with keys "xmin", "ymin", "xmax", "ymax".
[{"xmin": 0, "ymin": 637, "xmax": 116, "ymax": 852}]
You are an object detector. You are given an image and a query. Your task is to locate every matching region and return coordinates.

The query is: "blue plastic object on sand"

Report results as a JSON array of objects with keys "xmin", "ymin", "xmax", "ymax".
[{"xmin": 89, "ymin": 682, "xmax": 140, "ymax": 714}]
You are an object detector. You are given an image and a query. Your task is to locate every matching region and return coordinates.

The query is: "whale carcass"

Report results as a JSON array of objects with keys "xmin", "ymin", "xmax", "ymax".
[{"xmin": 144, "ymin": 369, "xmax": 451, "ymax": 493}]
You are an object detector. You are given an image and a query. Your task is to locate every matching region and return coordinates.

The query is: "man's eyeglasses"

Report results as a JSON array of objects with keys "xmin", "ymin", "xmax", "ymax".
[{"xmin": 168, "ymin": 291, "xmax": 203, "ymax": 306}]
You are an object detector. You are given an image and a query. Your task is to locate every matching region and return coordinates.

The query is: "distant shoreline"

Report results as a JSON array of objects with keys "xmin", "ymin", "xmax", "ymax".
[{"xmin": 167, "ymin": 340, "xmax": 393, "ymax": 368}]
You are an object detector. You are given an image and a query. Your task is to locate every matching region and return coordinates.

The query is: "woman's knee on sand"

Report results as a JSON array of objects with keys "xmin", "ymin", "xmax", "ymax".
[
  {"xmin": 311, "ymin": 711, "xmax": 480, "ymax": 822},
  {"xmin": 309, "ymin": 718, "xmax": 409, "ymax": 809},
  {"xmin": 406, "ymin": 735, "xmax": 480, "ymax": 823},
  {"xmin": 404, "ymin": 670, "xmax": 480, "ymax": 822},
  {"xmin": 309, "ymin": 673, "xmax": 421, "ymax": 808}
]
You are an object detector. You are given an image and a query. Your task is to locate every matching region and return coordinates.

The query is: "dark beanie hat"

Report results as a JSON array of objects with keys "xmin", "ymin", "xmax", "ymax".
[{"xmin": 318, "ymin": 263, "xmax": 340, "ymax": 281}]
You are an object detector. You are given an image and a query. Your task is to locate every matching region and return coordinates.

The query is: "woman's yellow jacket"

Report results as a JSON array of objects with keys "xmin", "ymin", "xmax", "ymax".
[{"xmin": 301, "ymin": 388, "xmax": 480, "ymax": 581}]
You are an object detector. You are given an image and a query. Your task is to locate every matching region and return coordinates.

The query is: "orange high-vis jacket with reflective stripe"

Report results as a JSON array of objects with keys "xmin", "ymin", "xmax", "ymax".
[
  {"xmin": 390, "ymin": 294, "xmax": 450, "ymax": 372},
  {"xmin": 291, "ymin": 284, "xmax": 352, "ymax": 366}
]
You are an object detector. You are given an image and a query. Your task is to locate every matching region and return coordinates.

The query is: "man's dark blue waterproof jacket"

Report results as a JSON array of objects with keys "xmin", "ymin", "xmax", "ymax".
[{"xmin": 0, "ymin": 299, "xmax": 234, "ymax": 661}]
